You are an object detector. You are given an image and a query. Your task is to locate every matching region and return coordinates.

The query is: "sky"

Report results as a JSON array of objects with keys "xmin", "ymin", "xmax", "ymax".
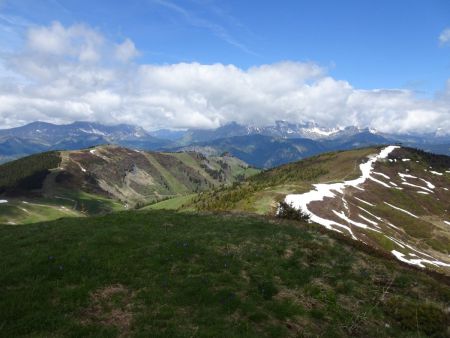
[{"xmin": 0, "ymin": 0, "xmax": 449, "ymax": 133}]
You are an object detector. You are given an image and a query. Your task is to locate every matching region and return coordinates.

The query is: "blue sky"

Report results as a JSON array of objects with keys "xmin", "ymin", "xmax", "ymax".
[
  {"xmin": 2, "ymin": 0, "xmax": 449, "ymax": 93},
  {"xmin": 0, "ymin": 0, "xmax": 449, "ymax": 132}
]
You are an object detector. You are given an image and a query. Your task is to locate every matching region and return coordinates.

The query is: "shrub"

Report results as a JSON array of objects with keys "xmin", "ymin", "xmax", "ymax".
[
  {"xmin": 384, "ymin": 297, "xmax": 448, "ymax": 337},
  {"xmin": 277, "ymin": 201, "xmax": 310, "ymax": 222}
]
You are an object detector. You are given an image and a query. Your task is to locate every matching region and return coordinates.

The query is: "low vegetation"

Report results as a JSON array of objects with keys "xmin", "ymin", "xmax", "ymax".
[
  {"xmin": 0, "ymin": 210, "xmax": 448, "ymax": 337},
  {"xmin": 0, "ymin": 151, "xmax": 60, "ymax": 193},
  {"xmin": 187, "ymin": 148, "xmax": 376, "ymax": 212}
]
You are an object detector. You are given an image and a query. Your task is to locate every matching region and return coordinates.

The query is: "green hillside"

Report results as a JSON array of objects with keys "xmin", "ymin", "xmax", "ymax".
[
  {"xmin": 0, "ymin": 210, "xmax": 449, "ymax": 337},
  {"xmin": 0, "ymin": 151, "xmax": 61, "ymax": 193},
  {"xmin": 179, "ymin": 146, "xmax": 450, "ymax": 274},
  {"xmin": 0, "ymin": 146, "xmax": 259, "ymax": 224},
  {"xmin": 186, "ymin": 147, "xmax": 377, "ymax": 214}
]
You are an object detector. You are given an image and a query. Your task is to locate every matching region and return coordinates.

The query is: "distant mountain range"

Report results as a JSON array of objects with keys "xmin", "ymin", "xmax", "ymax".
[{"xmin": 1, "ymin": 120, "xmax": 449, "ymax": 167}]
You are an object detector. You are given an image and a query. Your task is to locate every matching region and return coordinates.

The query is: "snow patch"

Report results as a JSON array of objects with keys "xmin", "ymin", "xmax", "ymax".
[
  {"xmin": 392, "ymin": 250, "xmax": 450, "ymax": 268},
  {"xmin": 333, "ymin": 210, "xmax": 370, "ymax": 229},
  {"xmin": 402, "ymin": 158, "xmax": 411, "ymax": 162},
  {"xmin": 304, "ymin": 127, "xmax": 340, "ymax": 136},
  {"xmin": 0, "ymin": 199, "xmax": 7, "ymax": 203},
  {"xmin": 284, "ymin": 145, "xmax": 399, "ymax": 237},
  {"xmin": 373, "ymin": 171, "xmax": 390, "ymax": 179},
  {"xmin": 419, "ymin": 178, "xmax": 435, "ymax": 189},
  {"xmin": 417, "ymin": 191, "xmax": 429, "ymax": 195},
  {"xmin": 398, "ymin": 173, "xmax": 417, "ymax": 179},
  {"xmin": 354, "ymin": 196, "xmax": 375, "ymax": 207},
  {"xmin": 430, "ymin": 170, "xmax": 443, "ymax": 176},
  {"xmin": 368, "ymin": 176, "xmax": 391, "ymax": 188},
  {"xmin": 401, "ymin": 182, "xmax": 433, "ymax": 193},
  {"xmin": 358, "ymin": 214, "xmax": 379, "ymax": 226},
  {"xmin": 384, "ymin": 202, "xmax": 419, "ymax": 218}
]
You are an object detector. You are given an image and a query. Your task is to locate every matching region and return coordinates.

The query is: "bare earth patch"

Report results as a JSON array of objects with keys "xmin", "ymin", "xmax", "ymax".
[{"xmin": 80, "ymin": 284, "xmax": 135, "ymax": 336}]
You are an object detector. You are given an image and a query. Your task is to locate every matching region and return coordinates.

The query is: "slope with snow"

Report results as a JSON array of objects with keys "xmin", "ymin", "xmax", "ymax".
[{"xmin": 284, "ymin": 146, "xmax": 450, "ymax": 272}]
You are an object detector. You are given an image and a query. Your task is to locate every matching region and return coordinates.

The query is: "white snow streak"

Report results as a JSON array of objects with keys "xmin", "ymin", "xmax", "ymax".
[
  {"xmin": 401, "ymin": 182, "xmax": 433, "ymax": 193},
  {"xmin": 0, "ymin": 199, "xmax": 7, "ymax": 203},
  {"xmin": 392, "ymin": 250, "xmax": 450, "ymax": 268},
  {"xmin": 354, "ymin": 196, "xmax": 375, "ymax": 207},
  {"xmin": 384, "ymin": 202, "xmax": 419, "ymax": 218},
  {"xmin": 430, "ymin": 171, "xmax": 443, "ymax": 176},
  {"xmin": 419, "ymin": 178, "xmax": 435, "ymax": 189},
  {"xmin": 373, "ymin": 171, "xmax": 390, "ymax": 179},
  {"xmin": 398, "ymin": 173, "xmax": 418, "ymax": 179},
  {"xmin": 358, "ymin": 214, "xmax": 379, "ymax": 226}
]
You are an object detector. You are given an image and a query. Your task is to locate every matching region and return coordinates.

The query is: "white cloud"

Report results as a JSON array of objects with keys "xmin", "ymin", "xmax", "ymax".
[
  {"xmin": 27, "ymin": 21, "xmax": 103, "ymax": 62},
  {"xmin": 0, "ymin": 21, "xmax": 449, "ymax": 135},
  {"xmin": 439, "ymin": 27, "xmax": 450, "ymax": 46},
  {"xmin": 115, "ymin": 38, "xmax": 139, "ymax": 62}
]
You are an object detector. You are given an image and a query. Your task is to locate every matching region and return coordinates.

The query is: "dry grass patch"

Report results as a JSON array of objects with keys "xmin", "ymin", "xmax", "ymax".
[{"xmin": 81, "ymin": 284, "xmax": 135, "ymax": 336}]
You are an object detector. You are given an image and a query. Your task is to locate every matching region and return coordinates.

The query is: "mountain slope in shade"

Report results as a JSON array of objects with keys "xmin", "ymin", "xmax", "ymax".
[
  {"xmin": 0, "ymin": 145, "xmax": 258, "ymax": 224},
  {"xmin": 175, "ymin": 134, "xmax": 328, "ymax": 168},
  {"xmin": 186, "ymin": 146, "xmax": 450, "ymax": 274}
]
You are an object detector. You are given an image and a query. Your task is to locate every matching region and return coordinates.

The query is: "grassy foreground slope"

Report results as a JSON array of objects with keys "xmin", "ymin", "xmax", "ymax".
[{"xmin": 1, "ymin": 210, "xmax": 449, "ymax": 337}]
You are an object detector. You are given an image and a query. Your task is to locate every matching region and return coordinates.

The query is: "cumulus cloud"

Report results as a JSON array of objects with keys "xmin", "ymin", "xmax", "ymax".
[
  {"xmin": 27, "ymin": 21, "xmax": 104, "ymax": 62},
  {"xmin": 439, "ymin": 27, "xmax": 450, "ymax": 46},
  {"xmin": 115, "ymin": 38, "xmax": 139, "ymax": 62},
  {"xmin": 0, "ymin": 21, "xmax": 449, "ymax": 134}
]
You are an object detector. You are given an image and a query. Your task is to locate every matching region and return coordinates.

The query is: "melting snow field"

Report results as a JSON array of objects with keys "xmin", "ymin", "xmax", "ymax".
[
  {"xmin": 392, "ymin": 250, "xmax": 450, "ymax": 268},
  {"xmin": 285, "ymin": 146, "xmax": 399, "ymax": 238},
  {"xmin": 284, "ymin": 146, "xmax": 450, "ymax": 269}
]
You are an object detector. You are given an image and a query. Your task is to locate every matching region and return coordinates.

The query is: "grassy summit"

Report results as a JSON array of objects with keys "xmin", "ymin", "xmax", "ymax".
[{"xmin": 0, "ymin": 210, "xmax": 448, "ymax": 337}]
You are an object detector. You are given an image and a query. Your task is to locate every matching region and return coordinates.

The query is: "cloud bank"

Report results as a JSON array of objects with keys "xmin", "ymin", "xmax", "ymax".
[{"xmin": 0, "ymin": 21, "xmax": 449, "ymax": 134}]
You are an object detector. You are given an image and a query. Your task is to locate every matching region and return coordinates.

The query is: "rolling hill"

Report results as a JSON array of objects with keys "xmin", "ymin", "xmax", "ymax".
[
  {"xmin": 179, "ymin": 146, "xmax": 450, "ymax": 274},
  {"xmin": 0, "ymin": 145, "xmax": 258, "ymax": 224},
  {"xmin": 0, "ymin": 210, "xmax": 449, "ymax": 337},
  {"xmin": 1, "ymin": 146, "xmax": 449, "ymax": 336}
]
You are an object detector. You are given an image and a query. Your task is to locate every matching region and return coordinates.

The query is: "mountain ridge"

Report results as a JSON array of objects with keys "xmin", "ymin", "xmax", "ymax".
[{"xmin": 1, "ymin": 120, "xmax": 449, "ymax": 167}]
